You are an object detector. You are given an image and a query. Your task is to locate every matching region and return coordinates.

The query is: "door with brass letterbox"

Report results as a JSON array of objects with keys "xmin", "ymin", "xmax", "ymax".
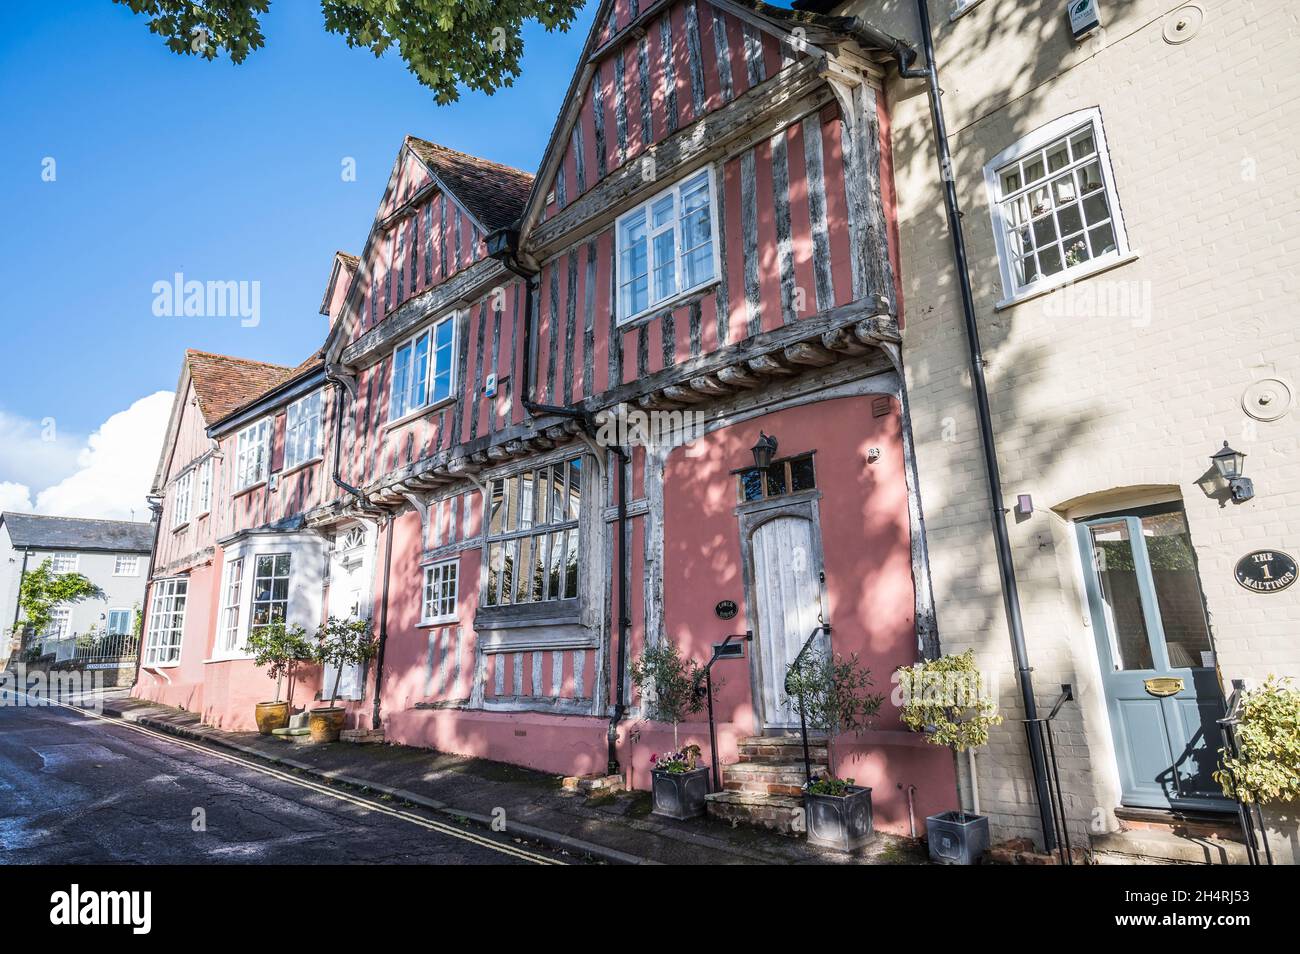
[{"xmin": 1076, "ymin": 503, "xmax": 1231, "ymax": 811}]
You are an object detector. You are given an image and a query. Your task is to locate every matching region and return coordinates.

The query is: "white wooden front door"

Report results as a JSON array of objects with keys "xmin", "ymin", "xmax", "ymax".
[
  {"xmin": 750, "ymin": 514, "xmax": 826, "ymax": 729},
  {"xmin": 325, "ymin": 526, "xmax": 371, "ymax": 701}
]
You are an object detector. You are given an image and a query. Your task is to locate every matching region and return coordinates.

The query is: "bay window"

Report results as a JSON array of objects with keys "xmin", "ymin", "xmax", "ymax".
[
  {"xmin": 284, "ymin": 390, "xmax": 323, "ymax": 469},
  {"xmin": 616, "ymin": 168, "xmax": 718, "ymax": 323},
  {"xmin": 234, "ymin": 418, "xmax": 270, "ymax": 490},
  {"xmin": 250, "ymin": 554, "xmax": 291, "ymax": 633},
  {"xmin": 218, "ymin": 557, "xmax": 244, "ymax": 655},
  {"xmin": 143, "ymin": 578, "xmax": 188, "ymax": 666},
  {"xmin": 483, "ymin": 457, "xmax": 583, "ymax": 608},
  {"xmin": 389, "ymin": 314, "xmax": 456, "ymax": 422}
]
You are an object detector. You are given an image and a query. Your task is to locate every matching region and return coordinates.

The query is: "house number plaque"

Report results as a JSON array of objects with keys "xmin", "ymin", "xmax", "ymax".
[
  {"xmin": 714, "ymin": 600, "xmax": 738, "ymax": 620},
  {"xmin": 1234, "ymin": 550, "xmax": 1297, "ymax": 593}
]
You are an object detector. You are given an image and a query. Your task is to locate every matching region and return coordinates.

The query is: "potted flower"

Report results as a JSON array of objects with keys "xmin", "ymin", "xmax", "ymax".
[
  {"xmin": 630, "ymin": 641, "xmax": 709, "ymax": 819},
  {"xmin": 785, "ymin": 651, "xmax": 883, "ymax": 851},
  {"xmin": 1213, "ymin": 676, "xmax": 1300, "ymax": 805},
  {"xmin": 309, "ymin": 616, "xmax": 378, "ymax": 743},
  {"xmin": 897, "ymin": 650, "xmax": 1003, "ymax": 864},
  {"xmin": 245, "ymin": 621, "xmax": 312, "ymax": 734}
]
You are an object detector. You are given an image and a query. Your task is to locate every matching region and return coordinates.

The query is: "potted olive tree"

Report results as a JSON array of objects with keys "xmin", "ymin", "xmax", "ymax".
[
  {"xmin": 245, "ymin": 621, "xmax": 312, "ymax": 734},
  {"xmin": 309, "ymin": 616, "xmax": 377, "ymax": 743},
  {"xmin": 630, "ymin": 641, "xmax": 709, "ymax": 820},
  {"xmin": 897, "ymin": 650, "xmax": 1003, "ymax": 864},
  {"xmin": 785, "ymin": 651, "xmax": 883, "ymax": 851}
]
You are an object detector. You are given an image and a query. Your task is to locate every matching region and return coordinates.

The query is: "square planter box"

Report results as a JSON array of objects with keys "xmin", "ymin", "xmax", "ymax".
[
  {"xmin": 926, "ymin": 811, "xmax": 990, "ymax": 865},
  {"xmin": 651, "ymin": 766, "xmax": 710, "ymax": 820},
  {"xmin": 804, "ymin": 785, "xmax": 874, "ymax": 852}
]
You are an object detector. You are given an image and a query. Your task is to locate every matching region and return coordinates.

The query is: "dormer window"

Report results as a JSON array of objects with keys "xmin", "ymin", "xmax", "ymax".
[
  {"xmin": 389, "ymin": 314, "xmax": 457, "ymax": 423},
  {"xmin": 284, "ymin": 389, "xmax": 324, "ymax": 469},
  {"xmin": 234, "ymin": 418, "xmax": 271, "ymax": 490}
]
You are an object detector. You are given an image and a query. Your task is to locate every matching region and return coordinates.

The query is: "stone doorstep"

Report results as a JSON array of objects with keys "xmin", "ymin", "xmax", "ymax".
[
  {"xmin": 1090, "ymin": 829, "xmax": 1251, "ymax": 866},
  {"xmin": 561, "ymin": 773, "xmax": 626, "ymax": 794},
  {"xmin": 987, "ymin": 838, "xmax": 1091, "ymax": 866},
  {"xmin": 705, "ymin": 790, "xmax": 804, "ymax": 837},
  {"xmin": 737, "ymin": 737, "xmax": 829, "ymax": 764},
  {"xmin": 270, "ymin": 727, "xmax": 313, "ymax": 746},
  {"xmin": 1114, "ymin": 806, "xmax": 1245, "ymax": 843},
  {"xmin": 722, "ymin": 760, "xmax": 822, "ymax": 797}
]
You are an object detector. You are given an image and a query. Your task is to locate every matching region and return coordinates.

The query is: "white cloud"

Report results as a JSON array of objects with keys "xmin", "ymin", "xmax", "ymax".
[
  {"xmin": 0, "ymin": 407, "xmax": 84, "ymax": 489},
  {"xmin": 0, "ymin": 392, "xmax": 173, "ymax": 521}
]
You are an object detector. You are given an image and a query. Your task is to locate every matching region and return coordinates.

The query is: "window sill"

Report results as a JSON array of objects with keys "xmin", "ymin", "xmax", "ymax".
[
  {"xmin": 995, "ymin": 250, "xmax": 1140, "ymax": 311},
  {"xmin": 171, "ymin": 522, "xmax": 190, "ymax": 533},
  {"xmin": 950, "ymin": 0, "xmax": 984, "ymax": 22},
  {"xmin": 141, "ymin": 661, "xmax": 181, "ymax": 670},
  {"xmin": 417, "ymin": 616, "xmax": 459, "ymax": 629},
  {"xmin": 278, "ymin": 456, "xmax": 323, "ymax": 481},
  {"xmin": 232, "ymin": 480, "xmax": 267, "ymax": 499},
  {"xmin": 203, "ymin": 654, "xmax": 253, "ymax": 664},
  {"xmin": 384, "ymin": 395, "xmax": 457, "ymax": 432},
  {"xmin": 617, "ymin": 279, "xmax": 720, "ymax": 330}
]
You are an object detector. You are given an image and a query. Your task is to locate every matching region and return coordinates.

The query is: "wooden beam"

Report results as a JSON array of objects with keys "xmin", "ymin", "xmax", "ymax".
[
  {"xmin": 748, "ymin": 353, "xmax": 795, "ymax": 376},
  {"xmin": 784, "ymin": 342, "xmax": 836, "ymax": 367},
  {"xmin": 662, "ymin": 384, "xmax": 707, "ymax": 404},
  {"xmin": 689, "ymin": 374, "xmax": 732, "ymax": 396},
  {"xmin": 717, "ymin": 365, "xmax": 762, "ymax": 389}
]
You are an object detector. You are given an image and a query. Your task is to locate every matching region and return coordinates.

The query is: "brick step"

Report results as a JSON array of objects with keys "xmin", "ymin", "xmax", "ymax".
[
  {"xmin": 721, "ymin": 760, "xmax": 823, "ymax": 796},
  {"xmin": 705, "ymin": 790, "xmax": 804, "ymax": 837},
  {"xmin": 1114, "ymin": 807, "xmax": 1244, "ymax": 844},
  {"xmin": 737, "ymin": 736, "xmax": 828, "ymax": 764}
]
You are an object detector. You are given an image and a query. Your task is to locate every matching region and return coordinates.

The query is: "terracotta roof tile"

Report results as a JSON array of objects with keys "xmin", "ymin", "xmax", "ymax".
[
  {"xmin": 406, "ymin": 136, "xmax": 535, "ymax": 231},
  {"xmin": 185, "ymin": 350, "xmax": 297, "ymax": 424}
]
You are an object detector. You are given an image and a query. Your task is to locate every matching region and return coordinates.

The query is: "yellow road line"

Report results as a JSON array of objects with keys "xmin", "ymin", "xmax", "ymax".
[{"xmin": 18, "ymin": 693, "xmax": 564, "ymax": 865}]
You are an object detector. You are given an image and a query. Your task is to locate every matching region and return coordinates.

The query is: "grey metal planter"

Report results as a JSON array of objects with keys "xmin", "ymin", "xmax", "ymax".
[
  {"xmin": 804, "ymin": 785, "xmax": 874, "ymax": 851},
  {"xmin": 651, "ymin": 766, "xmax": 710, "ymax": 820},
  {"xmin": 926, "ymin": 811, "xmax": 990, "ymax": 865}
]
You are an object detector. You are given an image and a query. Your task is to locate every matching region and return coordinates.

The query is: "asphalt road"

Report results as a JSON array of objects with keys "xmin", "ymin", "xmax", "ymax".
[{"xmin": 0, "ymin": 698, "xmax": 569, "ymax": 865}]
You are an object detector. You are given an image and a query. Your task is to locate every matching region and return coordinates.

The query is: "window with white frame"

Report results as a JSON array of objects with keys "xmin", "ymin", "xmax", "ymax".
[
  {"xmin": 234, "ymin": 418, "xmax": 271, "ymax": 490},
  {"xmin": 143, "ymin": 578, "xmax": 188, "ymax": 666},
  {"xmin": 483, "ymin": 457, "xmax": 583, "ymax": 608},
  {"xmin": 45, "ymin": 607, "xmax": 71, "ymax": 639},
  {"xmin": 218, "ymin": 557, "xmax": 244, "ymax": 654},
  {"xmin": 196, "ymin": 457, "xmax": 213, "ymax": 514},
  {"xmin": 107, "ymin": 608, "xmax": 132, "ymax": 636},
  {"xmin": 249, "ymin": 554, "xmax": 291, "ymax": 633},
  {"xmin": 616, "ymin": 168, "xmax": 718, "ymax": 323},
  {"xmin": 114, "ymin": 554, "xmax": 140, "ymax": 576},
  {"xmin": 985, "ymin": 109, "xmax": 1128, "ymax": 301},
  {"xmin": 389, "ymin": 315, "xmax": 456, "ymax": 422},
  {"xmin": 284, "ymin": 390, "xmax": 323, "ymax": 469},
  {"xmin": 172, "ymin": 470, "xmax": 193, "ymax": 527},
  {"xmin": 50, "ymin": 553, "xmax": 79, "ymax": 573},
  {"xmin": 421, "ymin": 560, "xmax": 459, "ymax": 624}
]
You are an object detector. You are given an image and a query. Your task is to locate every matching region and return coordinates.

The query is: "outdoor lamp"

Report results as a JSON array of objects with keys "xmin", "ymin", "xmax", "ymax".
[
  {"xmin": 751, "ymin": 432, "xmax": 778, "ymax": 471},
  {"xmin": 1211, "ymin": 441, "xmax": 1254, "ymax": 502}
]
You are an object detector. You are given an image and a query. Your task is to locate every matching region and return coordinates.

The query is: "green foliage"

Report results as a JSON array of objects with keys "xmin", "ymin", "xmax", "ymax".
[
  {"xmin": 313, "ymin": 616, "xmax": 378, "ymax": 706},
  {"xmin": 17, "ymin": 560, "xmax": 104, "ymax": 639},
  {"xmin": 113, "ymin": 0, "xmax": 583, "ymax": 104},
  {"xmin": 784, "ymin": 652, "xmax": 883, "ymax": 739},
  {"xmin": 807, "ymin": 776, "xmax": 855, "ymax": 797},
  {"xmin": 896, "ymin": 650, "xmax": 1003, "ymax": 752},
  {"xmin": 630, "ymin": 641, "xmax": 706, "ymax": 750},
  {"xmin": 245, "ymin": 621, "xmax": 313, "ymax": 702},
  {"xmin": 1215, "ymin": 677, "xmax": 1300, "ymax": 804}
]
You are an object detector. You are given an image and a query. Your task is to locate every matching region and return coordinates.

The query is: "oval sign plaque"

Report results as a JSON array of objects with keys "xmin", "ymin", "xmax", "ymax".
[
  {"xmin": 1235, "ymin": 550, "xmax": 1298, "ymax": 593},
  {"xmin": 714, "ymin": 599, "xmax": 739, "ymax": 620}
]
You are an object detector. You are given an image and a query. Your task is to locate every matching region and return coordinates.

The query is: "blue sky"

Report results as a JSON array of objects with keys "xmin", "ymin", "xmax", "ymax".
[{"xmin": 0, "ymin": 0, "xmax": 597, "ymax": 515}]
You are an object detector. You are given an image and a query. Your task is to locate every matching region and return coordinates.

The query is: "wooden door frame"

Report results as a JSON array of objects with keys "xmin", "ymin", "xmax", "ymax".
[{"xmin": 736, "ymin": 489, "xmax": 829, "ymax": 733}]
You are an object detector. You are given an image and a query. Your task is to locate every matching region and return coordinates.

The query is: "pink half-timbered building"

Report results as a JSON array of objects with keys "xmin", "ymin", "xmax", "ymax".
[{"xmin": 136, "ymin": 0, "xmax": 953, "ymax": 834}]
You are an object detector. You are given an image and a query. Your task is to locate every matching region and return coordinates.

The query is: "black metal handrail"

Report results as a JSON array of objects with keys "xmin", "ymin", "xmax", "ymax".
[
  {"xmin": 1218, "ymin": 680, "xmax": 1274, "ymax": 866},
  {"xmin": 1019, "ymin": 685, "xmax": 1075, "ymax": 864},
  {"xmin": 784, "ymin": 624, "xmax": 831, "ymax": 787},
  {"xmin": 698, "ymin": 631, "xmax": 753, "ymax": 792}
]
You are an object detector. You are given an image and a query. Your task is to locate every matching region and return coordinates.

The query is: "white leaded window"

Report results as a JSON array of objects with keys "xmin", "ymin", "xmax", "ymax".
[
  {"xmin": 143, "ymin": 578, "xmax": 188, "ymax": 666},
  {"xmin": 483, "ymin": 457, "xmax": 583, "ymax": 608},
  {"xmin": 250, "ymin": 554, "xmax": 291, "ymax": 633},
  {"xmin": 616, "ymin": 168, "xmax": 719, "ymax": 323},
  {"xmin": 985, "ymin": 109, "xmax": 1131, "ymax": 304},
  {"xmin": 45, "ymin": 607, "xmax": 71, "ymax": 639},
  {"xmin": 196, "ymin": 457, "xmax": 213, "ymax": 514},
  {"xmin": 285, "ymin": 390, "xmax": 323, "ymax": 469},
  {"xmin": 218, "ymin": 557, "xmax": 244, "ymax": 655},
  {"xmin": 389, "ymin": 315, "xmax": 456, "ymax": 422},
  {"xmin": 107, "ymin": 608, "xmax": 133, "ymax": 636},
  {"xmin": 50, "ymin": 553, "xmax": 79, "ymax": 573},
  {"xmin": 234, "ymin": 418, "xmax": 271, "ymax": 490},
  {"xmin": 114, "ymin": 554, "xmax": 140, "ymax": 576},
  {"xmin": 172, "ymin": 470, "xmax": 193, "ymax": 527},
  {"xmin": 422, "ymin": 560, "xmax": 459, "ymax": 624}
]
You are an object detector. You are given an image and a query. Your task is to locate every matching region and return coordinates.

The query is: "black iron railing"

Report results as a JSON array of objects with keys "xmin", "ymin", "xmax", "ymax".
[
  {"xmin": 699, "ymin": 631, "xmax": 753, "ymax": 792},
  {"xmin": 1218, "ymin": 679, "xmax": 1274, "ymax": 866},
  {"xmin": 1020, "ymin": 685, "xmax": 1075, "ymax": 864},
  {"xmin": 785, "ymin": 624, "xmax": 831, "ymax": 788}
]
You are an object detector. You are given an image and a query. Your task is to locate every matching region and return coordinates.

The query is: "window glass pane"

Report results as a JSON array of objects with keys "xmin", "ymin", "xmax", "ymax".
[
  {"xmin": 1051, "ymin": 173, "xmax": 1076, "ymax": 205},
  {"xmin": 1039, "ymin": 245, "xmax": 1064, "ymax": 276},
  {"xmin": 790, "ymin": 456, "xmax": 816, "ymax": 492},
  {"xmin": 1082, "ymin": 190, "xmax": 1110, "ymax": 226},
  {"xmin": 488, "ymin": 480, "xmax": 506, "ymax": 534},
  {"xmin": 568, "ymin": 459, "xmax": 582, "ymax": 520},
  {"xmin": 1046, "ymin": 142, "xmax": 1070, "ymax": 173},
  {"xmin": 531, "ymin": 533, "xmax": 547, "ymax": 602},
  {"xmin": 410, "ymin": 331, "xmax": 430, "ymax": 409},
  {"xmin": 515, "ymin": 535, "xmax": 534, "ymax": 604},
  {"xmin": 390, "ymin": 345, "xmax": 410, "ymax": 419},
  {"xmin": 518, "ymin": 471, "xmax": 535, "ymax": 530},
  {"xmin": 485, "ymin": 545, "xmax": 501, "ymax": 606},
  {"xmin": 564, "ymin": 529, "xmax": 579, "ymax": 599},
  {"xmin": 1057, "ymin": 203, "xmax": 1083, "ymax": 238},
  {"xmin": 1063, "ymin": 237, "xmax": 1090, "ymax": 268},
  {"xmin": 548, "ymin": 530, "xmax": 564, "ymax": 600},
  {"xmin": 500, "ymin": 540, "xmax": 516, "ymax": 605},
  {"xmin": 502, "ymin": 476, "xmax": 518, "ymax": 532},
  {"xmin": 1140, "ymin": 511, "xmax": 1213, "ymax": 669},
  {"xmin": 1089, "ymin": 522, "xmax": 1154, "ymax": 670},
  {"xmin": 432, "ymin": 319, "xmax": 454, "ymax": 402},
  {"xmin": 1032, "ymin": 214, "xmax": 1057, "ymax": 247},
  {"xmin": 682, "ymin": 243, "xmax": 714, "ymax": 289},
  {"xmin": 765, "ymin": 465, "xmax": 787, "ymax": 497},
  {"xmin": 1078, "ymin": 159, "xmax": 1104, "ymax": 194},
  {"xmin": 1022, "ymin": 155, "xmax": 1045, "ymax": 185},
  {"xmin": 1087, "ymin": 221, "xmax": 1117, "ymax": 257},
  {"xmin": 1070, "ymin": 129, "xmax": 1096, "ymax": 159},
  {"xmin": 652, "ymin": 229, "xmax": 677, "ymax": 302},
  {"xmin": 619, "ymin": 210, "xmax": 649, "ymax": 318},
  {"xmin": 651, "ymin": 194, "xmax": 674, "ymax": 228},
  {"xmin": 1028, "ymin": 185, "xmax": 1051, "ymax": 216},
  {"xmin": 999, "ymin": 167, "xmax": 1021, "ymax": 194},
  {"xmin": 740, "ymin": 470, "xmax": 764, "ymax": 501}
]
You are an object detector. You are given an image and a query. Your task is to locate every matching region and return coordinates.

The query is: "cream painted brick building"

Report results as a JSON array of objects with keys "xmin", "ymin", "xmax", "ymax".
[{"xmin": 822, "ymin": 0, "xmax": 1300, "ymax": 860}]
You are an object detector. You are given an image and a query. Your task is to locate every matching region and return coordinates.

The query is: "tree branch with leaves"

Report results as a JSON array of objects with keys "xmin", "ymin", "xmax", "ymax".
[{"xmin": 15, "ymin": 560, "xmax": 104, "ymax": 644}]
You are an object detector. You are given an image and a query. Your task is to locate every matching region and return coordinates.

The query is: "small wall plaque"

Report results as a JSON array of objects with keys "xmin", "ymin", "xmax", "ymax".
[
  {"xmin": 714, "ymin": 599, "xmax": 738, "ymax": 620},
  {"xmin": 1235, "ymin": 550, "xmax": 1297, "ymax": 593}
]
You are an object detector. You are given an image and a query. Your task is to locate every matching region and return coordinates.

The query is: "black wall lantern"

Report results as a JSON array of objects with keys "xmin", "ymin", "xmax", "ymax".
[
  {"xmin": 1211, "ymin": 441, "xmax": 1254, "ymax": 502},
  {"xmin": 751, "ymin": 432, "xmax": 778, "ymax": 471}
]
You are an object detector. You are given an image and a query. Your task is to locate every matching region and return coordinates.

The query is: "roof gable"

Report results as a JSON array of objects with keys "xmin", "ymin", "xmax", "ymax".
[{"xmin": 1, "ymin": 512, "xmax": 154, "ymax": 552}]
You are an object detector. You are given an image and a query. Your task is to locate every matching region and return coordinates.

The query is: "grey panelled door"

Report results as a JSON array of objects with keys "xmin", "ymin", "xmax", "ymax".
[
  {"xmin": 751, "ymin": 515, "xmax": 825, "ymax": 729},
  {"xmin": 1076, "ymin": 504, "xmax": 1231, "ymax": 811}
]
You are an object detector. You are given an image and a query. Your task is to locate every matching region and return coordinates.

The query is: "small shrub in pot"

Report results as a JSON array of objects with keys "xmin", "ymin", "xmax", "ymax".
[
  {"xmin": 309, "ymin": 616, "xmax": 378, "ymax": 743},
  {"xmin": 245, "ymin": 621, "xmax": 312, "ymax": 734},
  {"xmin": 630, "ymin": 642, "xmax": 709, "ymax": 819}
]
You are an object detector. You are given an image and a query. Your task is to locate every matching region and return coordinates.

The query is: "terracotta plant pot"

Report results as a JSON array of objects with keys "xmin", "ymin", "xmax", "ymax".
[
  {"xmin": 308, "ymin": 706, "xmax": 346, "ymax": 743},
  {"xmin": 254, "ymin": 700, "xmax": 290, "ymax": 735}
]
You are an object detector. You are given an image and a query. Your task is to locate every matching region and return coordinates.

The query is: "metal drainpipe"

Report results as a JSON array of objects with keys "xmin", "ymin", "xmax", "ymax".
[
  {"xmin": 370, "ymin": 515, "xmax": 394, "ymax": 731},
  {"xmin": 851, "ymin": 2, "xmax": 1057, "ymax": 849},
  {"xmin": 131, "ymin": 499, "xmax": 165, "ymax": 688},
  {"xmin": 487, "ymin": 231, "xmax": 631, "ymax": 777}
]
